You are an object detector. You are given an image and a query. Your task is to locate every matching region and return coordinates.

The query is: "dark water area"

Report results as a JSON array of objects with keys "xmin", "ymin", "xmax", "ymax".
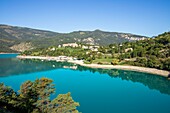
[{"xmin": 0, "ymin": 54, "xmax": 170, "ymax": 113}]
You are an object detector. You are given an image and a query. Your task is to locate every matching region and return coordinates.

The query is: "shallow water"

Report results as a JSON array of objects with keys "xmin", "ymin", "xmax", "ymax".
[{"xmin": 0, "ymin": 54, "xmax": 170, "ymax": 113}]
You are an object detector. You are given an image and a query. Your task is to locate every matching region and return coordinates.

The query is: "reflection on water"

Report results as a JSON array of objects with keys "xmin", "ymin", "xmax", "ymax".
[
  {"xmin": 0, "ymin": 58, "xmax": 76, "ymax": 76},
  {"xmin": 0, "ymin": 57, "xmax": 170, "ymax": 96},
  {"xmin": 79, "ymin": 67, "xmax": 170, "ymax": 95}
]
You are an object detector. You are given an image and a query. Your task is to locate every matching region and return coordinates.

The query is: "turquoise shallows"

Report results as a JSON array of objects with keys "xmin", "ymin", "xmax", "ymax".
[{"xmin": 0, "ymin": 54, "xmax": 170, "ymax": 113}]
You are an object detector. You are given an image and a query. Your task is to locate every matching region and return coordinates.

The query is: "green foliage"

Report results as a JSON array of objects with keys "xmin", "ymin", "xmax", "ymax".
[
  {"xmin": 0, "ymin": 83, "xmax": 18, "ymax": 112},
  {"xmin": 97, "ymin": 62, "xmax": 103, "ymax": 64},
  {"xmin": 22, "ymin": 47, "xmax": 89, "ymax": 60},
  {"xmin": 111, "ymin": 59, "xmax": 119, "ymax": 65},
  {"xmin": 116, "ymin": 32, "xmax": 170, "ymax": 71},
  {"xmin": 92, "ymin": 58, "xmax": 113, "ymax": 65},
  {"xmin": 0, "ymin": 78, "xmax": 80, "ymax": 113},
  {"xmin": 51, "ymin": 92, "xmax": 80, "ymax": 113},
  {"xmin": 162, "ymin": 58, "xmax": 170, "ymax": 70},
  {"xmin": 135, "ymin": 57, "xmax": 147, "ymax": 67}
]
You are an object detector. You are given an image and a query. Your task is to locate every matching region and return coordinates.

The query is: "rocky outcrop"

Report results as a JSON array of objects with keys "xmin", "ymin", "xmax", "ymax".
[{"xmin": 10, "ymin": 42, "xmax": 34, "ymax": 52}]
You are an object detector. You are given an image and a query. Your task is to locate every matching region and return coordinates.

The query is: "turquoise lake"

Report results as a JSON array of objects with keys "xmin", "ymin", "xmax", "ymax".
[{"xmin": 0, "ymin": 54, "xmax": 170, "ymax": 113}]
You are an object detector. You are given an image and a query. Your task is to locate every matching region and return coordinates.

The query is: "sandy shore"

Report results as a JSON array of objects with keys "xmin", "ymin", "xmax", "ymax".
[{"xmin": 17, "ymin": 55, "xmax": 170, "ymax": 77}]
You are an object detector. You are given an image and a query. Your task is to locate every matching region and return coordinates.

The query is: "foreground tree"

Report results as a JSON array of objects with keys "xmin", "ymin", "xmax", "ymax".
[
  {"xmin": 50, "ymin": 92, "xmax": 80, "ymax": 113},
  {"xmin": 0, "ymin": 78, "xmax": 80, "ymax": 113}
]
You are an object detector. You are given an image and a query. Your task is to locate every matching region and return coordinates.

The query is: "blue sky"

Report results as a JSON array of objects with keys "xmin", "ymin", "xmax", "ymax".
[{"xmin": 0, "ymin": 0, "xmax": 170, "ymax": 36}]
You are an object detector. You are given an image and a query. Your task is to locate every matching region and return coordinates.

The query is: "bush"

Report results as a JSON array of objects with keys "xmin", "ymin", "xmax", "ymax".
[
  {"xmin": 136, "ymin": 57, "xmax": 147, "ymax": 66},
  {"xmin": 97, "ymin": 62, "xmax": 103, "ymax": 65},
  {"xmin": 163, "ymin": 58, "xmax": 170, "ymax": 71},
  {"xmin": 84, "ymin": 60, "xmax": 92, "ymax": 64},
  {"xmin": 111, "ymin": 59, "xmax": 119, "ymax": 65}
]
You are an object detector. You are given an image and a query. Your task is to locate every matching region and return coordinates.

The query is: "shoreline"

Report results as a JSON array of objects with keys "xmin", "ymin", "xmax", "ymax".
[
  {"xmin": 0, "ymin": 53, "xmax": 20, "ymax": 54},
  {"xmin": 17, "ymin": 55, "xmax": 170, "ymax": 77}
]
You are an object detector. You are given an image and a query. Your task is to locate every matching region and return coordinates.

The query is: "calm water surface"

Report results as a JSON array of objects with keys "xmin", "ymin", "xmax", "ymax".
[{"xmin": 0, "ymin": 54, "xmax": 170, "ymax": 113}]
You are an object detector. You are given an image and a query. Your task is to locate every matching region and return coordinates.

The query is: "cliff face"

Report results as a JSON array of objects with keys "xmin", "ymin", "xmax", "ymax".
[
  {"xmin": 0, "ymin": 24, "xmax": 148, "ymax": 52},
  {"xmin": 10, "ymin": 42, "xmax": 34, "ymax": 52}
]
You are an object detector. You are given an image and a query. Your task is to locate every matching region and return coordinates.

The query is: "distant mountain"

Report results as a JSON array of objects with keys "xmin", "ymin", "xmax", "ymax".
[
  {"xmin": 0, "ymin": 24, "xmax": 148, "ymax": 52},
  {"xmin": 0, "ymin": 24, "xmax": 59, "ymax": 52},
  {"xmin": 0, "ymin": 24, "xmax": 58, "ymax": 40}
]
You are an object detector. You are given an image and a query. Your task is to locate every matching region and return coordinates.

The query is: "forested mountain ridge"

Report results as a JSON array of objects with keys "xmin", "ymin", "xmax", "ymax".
[{"xmin": 0, "ymin": 24, "xmax": 147, "ymax": 52}]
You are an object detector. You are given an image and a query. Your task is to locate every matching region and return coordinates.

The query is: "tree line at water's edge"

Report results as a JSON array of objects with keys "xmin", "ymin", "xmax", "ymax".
[
  {"xmin": 0, "ymin": 78, "xmax": 80, "ymax": 113},
  {"xmin": 21, "ymin": 32, "xmax": 170, "ymax": 71}
]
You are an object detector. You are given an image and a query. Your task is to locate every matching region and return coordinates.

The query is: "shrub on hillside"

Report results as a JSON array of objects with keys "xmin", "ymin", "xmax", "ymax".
[{"xmin": 111, "ymin": 59, "xmax": 119, "ymax": 65}]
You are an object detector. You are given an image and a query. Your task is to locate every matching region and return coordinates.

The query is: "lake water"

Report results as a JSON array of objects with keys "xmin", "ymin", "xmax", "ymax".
[{"xmin": 0, "ymin": 54, "xmax": 170, "ymax": 113}]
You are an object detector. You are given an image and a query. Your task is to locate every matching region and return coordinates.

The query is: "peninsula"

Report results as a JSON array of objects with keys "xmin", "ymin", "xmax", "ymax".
[
  {"xmin": 16, "ymin": 32, "xmax": 170, "ymax": 78},
  {"xmin": 17, "ymin": 55, "xmax": 169, "ymax": 77}
]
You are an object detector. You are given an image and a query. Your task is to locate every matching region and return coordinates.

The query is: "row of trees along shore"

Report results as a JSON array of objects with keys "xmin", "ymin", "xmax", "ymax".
[{"xmin": 21, "ymin": 32, "xmax": 170, "ymax": 71}]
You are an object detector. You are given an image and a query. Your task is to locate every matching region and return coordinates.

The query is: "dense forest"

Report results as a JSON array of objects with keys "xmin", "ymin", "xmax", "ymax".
[
  {"xmin": 21, "ymin": 32, "xmax": 170, "ymax": 71},
  {"xmin": 116, "ymin": 32, "xmax": 170, "ymax": 70},
  {"xmin": 0, "ymin": 78, "xmax": 80, "ymax": 113}
]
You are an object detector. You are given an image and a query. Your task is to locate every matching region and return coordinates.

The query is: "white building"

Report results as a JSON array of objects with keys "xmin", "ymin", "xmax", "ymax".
[
  {"xmin": 50, "ymin": 47, "xmax": 55, "ymax": 51},
  {"xmin": 82, "ymin": 45, "xmax": 89, "ymax": 49},
  {"xmin": 62, "ymin": 43, "xmax": 79, "ymax": 47},
  {"xmin": 58, "ymin": 45, "xmax": 61, "ymax": 48},
  {"xmin": 125, "ymin": 48, "xmax": 133, "ymax": 52}
]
